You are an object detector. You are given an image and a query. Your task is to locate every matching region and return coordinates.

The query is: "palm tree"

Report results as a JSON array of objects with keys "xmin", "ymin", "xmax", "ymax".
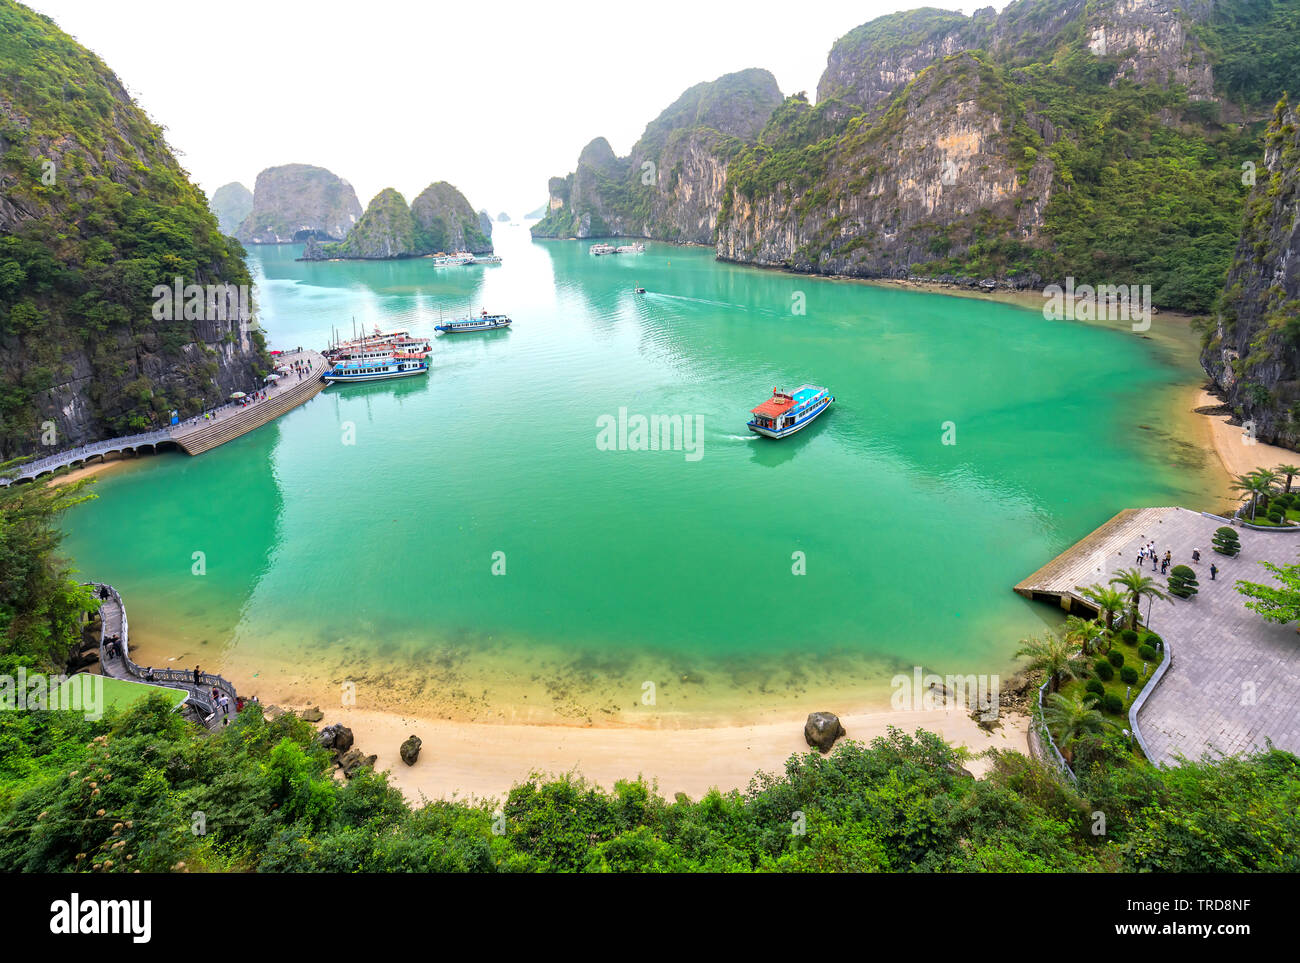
[
  {"xmin": 1108, "ymin": 567, "xmax": 1171, "ymax": 629},
  {"xmin": 1062, "ymin": 614, "xmax": 1106, "ymax": 656},
  {"xmin": 1042, "ymin": 692, "xmax": 1115, "ymax": 763},
  {"xmin": 1231, "ymin": 472, "xmax": 1271, "ymax": 521},
  {"xmin": 1015, "ymin": 629, "xmax": 1085, "ymax": 693},
  {"xmin": 1275, "ymin": 464, "xmax": 1300, "ymax": 494},
  {"xmin": 1253, "ymin": 468, "xmax": 1280, "ymax": 513},
  {"xmin": 1075, "ymin": 583, "xmax": 1126, "ymax": 639}
]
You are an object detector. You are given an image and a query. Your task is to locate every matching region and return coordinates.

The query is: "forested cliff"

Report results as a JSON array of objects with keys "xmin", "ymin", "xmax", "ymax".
[
  {"xmin": 0, "ymin": 0, "xmax": 269, "ymax": 457},
  {"xmin": 1201, "ymin": 98, "xmax": 1300, "ymax": 446}
]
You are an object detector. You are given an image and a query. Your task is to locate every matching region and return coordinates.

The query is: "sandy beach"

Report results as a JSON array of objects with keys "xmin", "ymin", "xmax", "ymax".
[
  {"xmin": 1191, "ymin": 387, "xmax": 1297, "ymax": 481},
  {"xmin": 297, "ymin": 703, "xmax": 1028, "ymax": 803}
]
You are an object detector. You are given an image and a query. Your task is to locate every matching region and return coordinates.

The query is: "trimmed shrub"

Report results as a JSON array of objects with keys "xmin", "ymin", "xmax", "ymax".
[
  {"xmin": 1120, "ymin": 628, "xmax": 1139, "ymax": 646},
  {"xmin": 1094, "ymin": 660, "xmax": 1114, "ymax": 681},
  {"xmin": 1103, "ymin": 693, "xmax": 1124, "ymax": 714},
  {"xmin": 1108, "ymin": 650, "xmax": 1126, "ymax": 668},
  {"xmin": 1141, "ymin": 631, "xmax": 1163, "ymax": 649},
  {"xmin": 1120, "ymin": 666, "xmax": 1139, "ymax": 684},
  {"xmin": 1137, "ymin": 643, "xmax": 1157, "ymax": 662},
  {"xmin": 1085, "ymin": 679, "xmax": 1106, "ymax": 698},
  {"xmin": 1212, "ymin": 526, "xmax": 1240, "ymax": 556},
  {"xmin": 1168, "ymin": 564, "xmax": 1200, "ymax": 599}
]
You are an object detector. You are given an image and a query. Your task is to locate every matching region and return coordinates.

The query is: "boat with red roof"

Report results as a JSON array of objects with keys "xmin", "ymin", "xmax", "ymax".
[{"xmin": 748, "ymin": 384, "xmax": 833, "ymax": 438}]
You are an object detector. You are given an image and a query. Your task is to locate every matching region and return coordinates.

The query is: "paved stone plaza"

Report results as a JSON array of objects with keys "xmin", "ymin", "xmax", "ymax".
[{"xmin": 1017, "ymin": 507, "xmax": 1300, "ymax": 766}]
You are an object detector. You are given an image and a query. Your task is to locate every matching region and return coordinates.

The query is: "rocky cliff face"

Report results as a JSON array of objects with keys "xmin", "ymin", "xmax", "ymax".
[
  {"xmin": 0, "ymin": 0, "xmax": 269, "ymax": 456},
  {"xmin": 236, "ymin": 164, "xmax": 362, "ymax": 244},
  {"xmin": 719, "ymin": 53, "xmax": 1055, "ymax": 278},
  {"xmin": 716, "ymin": 0, "xmax": 1232, "ymax": 286},
  {"xmin": 409, "ymin": 182, "xmax": 492, "ymax": 254},
  {"xmin": 532, "ymin": 68, "xmax": 783, "ymax": 243},
  {"xmin": 209, "ymin": 182, "xmax": 253, "ymax": 236},
  {"xmin": 1201, "ymin": 100, "xmax": 1300, "ymax": 447}
]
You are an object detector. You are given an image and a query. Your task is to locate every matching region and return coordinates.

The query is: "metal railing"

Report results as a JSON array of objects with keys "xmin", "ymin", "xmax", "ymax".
[
  {"xmin": 2, "ymin": 430, "xmax": 175, "ymax": 485},
  {"xmin": 89, "ymin": 583, "xmax": 238, "ymax": 720},
  {"xmin": 1032, "ymin": 678, "xmax": 1078, "ymax": 783}
]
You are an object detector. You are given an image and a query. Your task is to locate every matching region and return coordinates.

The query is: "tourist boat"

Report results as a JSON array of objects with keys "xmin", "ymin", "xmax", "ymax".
[
  {"xmin": 435, "ymin": 310, "xmax": 512, "ymax": 333},
  {"xmin": 468, "ymin": 254, "xmax": 502, "ymax": 265},
  {"xmin": 747, "ymin": 385, "xmax": 834, "ymax": 438},
  {"xmin": 616, "ymin": 243, "xmax": 645, "ymax": 254},
  {"xmin": 322, "ymin": 353, "xmax": 430, "ymax": 383},
  {"xmin": 589, "ymin": 243, "xmax": 616, "ymax": 256},
  {"xmin": 432, "ymin": 252, "xmax": 474, "ymax": 266},
  {"xmin": 634, "ymin": 285, "xmax": 646, "ymax": 294},
  {"xmin": 329, "ymin": 338, "xmax": 431, "ymax": 363}
]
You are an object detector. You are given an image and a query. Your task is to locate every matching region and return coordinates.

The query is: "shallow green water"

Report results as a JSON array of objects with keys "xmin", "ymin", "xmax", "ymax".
[{"xmin": 61, "ymin": 225, "xmax": 1217, "ymax": 717}]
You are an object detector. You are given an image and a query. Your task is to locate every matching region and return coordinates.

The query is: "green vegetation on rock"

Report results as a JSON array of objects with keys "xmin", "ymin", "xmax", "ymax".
[{"xmin": 0, "ymin": 0, "xmax": 268, "ymax": 457}]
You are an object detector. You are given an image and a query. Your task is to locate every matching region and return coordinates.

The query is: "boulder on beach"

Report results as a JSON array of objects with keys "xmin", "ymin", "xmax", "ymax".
[
  {"xmin": 300, "ymin": 707, "xmax": 324, "ymax": 722},
  {"xmin": 336, "ymin": 748, "xmax": 370, "ymax": 777},
  {"xmin": 316, "ymin": 723, "xmax": 354, "ymax": 753},
  {"xmin": 399, "ymin": 734, "xmax": 422, "ymax": 766},
  {"xmin": 804, "ymin": 711, "xmax": 846, "ymax": 753}
]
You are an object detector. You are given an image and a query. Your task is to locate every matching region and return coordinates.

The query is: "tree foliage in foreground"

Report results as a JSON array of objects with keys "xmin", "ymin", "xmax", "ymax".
[
  {"xmin": 1236, "ymin": 560, "xmax": 1300, "ymax": 630},
  {"xmin": 0, "ymin": 464, "xmax": 98, "ymax": 675},
  {"xmin": 0, "ymin": 697, "xmax": 1295, "ymax": 874}
]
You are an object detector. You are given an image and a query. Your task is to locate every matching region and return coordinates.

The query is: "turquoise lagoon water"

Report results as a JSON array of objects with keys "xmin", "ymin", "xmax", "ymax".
[{"xmin": 59, "ymin": 224, "xmax": 1218, "ymax": 721}]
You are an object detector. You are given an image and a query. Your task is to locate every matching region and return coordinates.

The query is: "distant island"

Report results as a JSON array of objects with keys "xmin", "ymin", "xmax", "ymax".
[
  {"xmin": 236, "ymin": 164, "xmax": 363, "ymax": 244},
  {"xmin": 300, "ymin": 181, "xmax": 492, "ymax": 260}
]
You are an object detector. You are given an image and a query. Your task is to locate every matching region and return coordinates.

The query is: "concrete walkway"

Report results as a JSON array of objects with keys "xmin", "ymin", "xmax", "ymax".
[
  {"xmin": 91, "ymin": 583, "xmax": 239, "ymax": 730},
  {"xmin": 1017, "ymin": 507, "xmax": 1300, "ymax": 766}
]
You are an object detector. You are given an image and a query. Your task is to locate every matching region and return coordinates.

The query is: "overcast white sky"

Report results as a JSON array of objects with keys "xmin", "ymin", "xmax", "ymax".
[{"xmin": 27, "ymin": 0, "xmax": 1005, "ymax": 216}]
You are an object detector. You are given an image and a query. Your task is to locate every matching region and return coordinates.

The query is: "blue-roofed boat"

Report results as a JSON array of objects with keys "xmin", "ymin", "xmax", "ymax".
[
  {"xmin": 435, "ymin": 310, "xmax": 512, "ymax": 333},
  {"xmin": 322, "ymin": 353, "xmax": 429, "ymax": 383},
  {"xmin": 747, "ymin": 384, "xmax": 834, "ymax": 438}
]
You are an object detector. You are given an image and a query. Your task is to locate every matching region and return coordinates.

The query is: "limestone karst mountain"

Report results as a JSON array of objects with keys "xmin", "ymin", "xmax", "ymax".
[
  {"xmin": 535, "ymin": 0, "xmax": 1300, "ymax": 315},
  {"xmin": 300, "ymin": 181, "xmax": 493, "ymax": 260},
  {"xmin": 210, "ymin": 182, "xmax": 253, "ymax": 236},
  {"xmin": 236, "ymin": 164, "xmax": 363, "ymax": 244}
]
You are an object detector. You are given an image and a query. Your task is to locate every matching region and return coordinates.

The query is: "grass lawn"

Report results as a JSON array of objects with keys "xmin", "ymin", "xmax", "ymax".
[{"xmin": 53, "ymin": 674, "xmax": 187, "ymax": 714}]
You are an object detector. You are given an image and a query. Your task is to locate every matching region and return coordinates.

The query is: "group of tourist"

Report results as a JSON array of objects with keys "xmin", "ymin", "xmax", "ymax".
[
  {"xmin": 1136, "ymin": 541, "xmax": 1220, "ymax": 581},
  {"xmin": 1137, "ymin": 542, "xmax": 1174, "ymax": 575},
  {"xmin": 286, "ymin": 357, "xmax": 315, "ymax": 381}
]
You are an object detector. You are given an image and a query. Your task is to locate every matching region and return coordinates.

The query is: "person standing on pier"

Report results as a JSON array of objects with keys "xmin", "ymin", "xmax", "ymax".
[{"xmin": 193, "ymin": 665, "xmax": 202, "ymax": 685}]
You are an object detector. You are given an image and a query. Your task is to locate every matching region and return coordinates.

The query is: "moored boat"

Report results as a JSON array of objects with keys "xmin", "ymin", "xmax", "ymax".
[
  {"xmin": 322, "ymin": 353, "xmax": 430, "ymax": 383},
  {"xmin": 616, "ymin": 243, "xmax": 645, "ymax": 254},
  {"xmin": 589, "ymin": 243, "xmax": 616, "ymax": 256},
  {"xmin": 435, "ymin": 310, "xmax": 512, "ymax": 333},
  {"xmin": 747, "ymin": 384, "xmax": 834, "ymax": 438},
  {"xmin": 468, "ymin": 254, "xmax": 502, "ymax": 265}
]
